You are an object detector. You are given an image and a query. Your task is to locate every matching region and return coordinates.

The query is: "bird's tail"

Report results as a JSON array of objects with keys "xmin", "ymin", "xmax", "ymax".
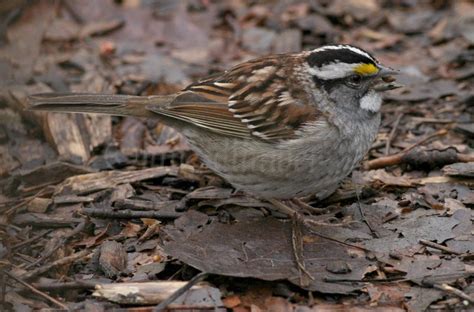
[{"xmin": 27, "ymin": 93, "xmax": 176, "ymax": 118}]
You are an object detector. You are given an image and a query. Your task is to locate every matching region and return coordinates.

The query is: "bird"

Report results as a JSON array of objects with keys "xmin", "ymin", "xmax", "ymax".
[{"xmin": 28, "ymin": 45, "xmax": 400, "ymax": 212}]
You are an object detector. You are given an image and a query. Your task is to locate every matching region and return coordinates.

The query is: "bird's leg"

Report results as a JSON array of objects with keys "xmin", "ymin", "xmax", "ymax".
[
  {"xmin": 291, "ymin": 198, "xmax": 350, "ymax": 228},
  {"xmin": 267, "ymin": 199, "xmax": 339, "ymax": 227},
  {"xmin": 266, "ymin": 199, "xmax": 314, "ymax": 285},
  {"xmin": 267, "ymin": 198, "xmax": 299, "ymax": 216},
  {"xmin": 291, "ymin": 211, "xmax": 314, "ymax": 286}
]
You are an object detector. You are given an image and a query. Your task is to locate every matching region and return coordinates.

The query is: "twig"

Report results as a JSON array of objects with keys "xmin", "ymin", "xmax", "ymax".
[
  {"xmin": 82, "ymin": 208, "xmax": 182, "ymax": 219},
  {"xmin": 369, "ymin": 142, "xmax": 386, "ymax": 151},
  {"xmin": 12, "ymin": 230, "xmax": 53, "ymax": 250},
  {"xmin": 291, "ymin": 213, "xmax": 314, "ymax": 286},
  {"xmin": 419, "ymin": 239, "xmax": 461, "ymax": 255},
  {"xmin": 114, "ymin": 199, "xmax": 180, "ymax": 211},
  {"xmin": 268, "ymin": 199, "xmax": 363, "ymax": 259},
  {"xmin": 355, "ymin": 186, "xmax": 379, "ymax": 238},
  {"xmin": 26, "ymin": 219, "xmax": 87, "ymax": 269},
  {"xmin": 365, "ymin": 129, "xmax": 449, "ymax": 170},
  {"xmin": 12, "ymin": 213, "xmax": 82, "ymax": 228},
  {"xmin": 33, "ymin": 280, "xmax": 96, "ymax": 291},
  {"xmin": 3, "ymin": 270, "xmax": 69, "ymax": 310},
  {"xmin": 401, "ymin": 129, "xmax": 448, "ymax": 154},
  {"xmin": 385, "ymin": 112, "xmax": 404, "ymax": 155},
  {"xmin": 5, "ymin": 187, "xmax": 52, "ymax": 216},
  {"xmin": 410, "ymin": 117, "xmax": 455, "ymax": 124},
  {"xmin": 319, "ymin": 186, "xmax": 377, "ymax": 205},
  {"xmin": 433, "ymin": 283, "xmax": 474, "ymax": 303},
  {"xmin": 303, "ymin": 221, "xmax": 370, "ymax": 252},
  {"xmin": 356, "ymin": 203, "xmax": 378, "ymax": 238},
  {"xmin": 458, "ymin": 154, "xmax": 474, "ymax": 162},
  {"xmin": 324, "ymin": 276, "xmax": 407, "ymax": 283},
  {"xmin": 153, "ymin": 272, "xmax": 209, "ymax": 312},
  {"xmin": 22, "ymin": 249, "xmax": 90, "ymax": 280},
  {"xmin": 383, "ymin": 212, "xmax": 399, "ymax": 223},
  {"xmin": 303, "ymin": 219, "xmax": 348, "ymax": 227}
]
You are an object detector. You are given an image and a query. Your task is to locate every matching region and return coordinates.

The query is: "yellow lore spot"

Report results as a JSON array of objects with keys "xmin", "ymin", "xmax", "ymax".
[{"xmin": 354, "ymin": 63, "xmax": 379, "ymax": 75}]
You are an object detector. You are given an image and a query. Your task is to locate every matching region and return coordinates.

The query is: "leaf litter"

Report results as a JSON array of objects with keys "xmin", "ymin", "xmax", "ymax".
[{"xmin": 0, "ymin": 0, "xmax": 473, "ymax": 311}]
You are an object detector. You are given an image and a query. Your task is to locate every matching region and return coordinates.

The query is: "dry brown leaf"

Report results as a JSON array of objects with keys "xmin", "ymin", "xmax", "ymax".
[
  {"xmin": 362, "ymin": 169, "xmax": 413, "ymax": 187},
  {"xmin": 121, "ymin": 222, "xmax": 142, "ymax": 238},
  {"xmin": 223, "ymin": 295, "xmax": 242, "ymax": 309}
]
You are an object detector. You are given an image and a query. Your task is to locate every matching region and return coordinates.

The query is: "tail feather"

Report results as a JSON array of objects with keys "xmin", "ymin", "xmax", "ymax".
[{"xmin": 27, "ymin": 93, "xmax": 175, "ymax": 118}]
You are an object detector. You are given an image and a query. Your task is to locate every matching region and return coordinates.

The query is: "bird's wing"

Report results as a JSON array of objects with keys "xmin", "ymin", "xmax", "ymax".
[{"xmin": 147, "ymin": 54, "xmax": 319, "ymax": 141}]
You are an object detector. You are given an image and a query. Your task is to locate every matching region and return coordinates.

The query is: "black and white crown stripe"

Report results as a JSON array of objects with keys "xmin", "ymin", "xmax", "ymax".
[
  {"xmin": 311, "ymin": 45, "xmax": 378, "ymax": 64},
  {"xmin": 306, "ymin": 45, "xmax": 379, "ymax": 80}
]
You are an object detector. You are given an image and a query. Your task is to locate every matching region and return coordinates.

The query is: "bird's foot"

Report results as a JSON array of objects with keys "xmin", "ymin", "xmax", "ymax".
[
  {"xmin": 290, "ymin": 198, "xmax": 328, "ymax": 215},
  {"xmin": 267, "ymin": 198, "xmax": 300, "ymax": 217}
]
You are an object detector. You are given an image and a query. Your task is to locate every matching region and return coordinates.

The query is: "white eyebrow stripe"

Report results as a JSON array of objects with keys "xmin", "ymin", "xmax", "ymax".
[{"xmin": 307, "ymin": 62, "xmax": 359, "ymax": 80}]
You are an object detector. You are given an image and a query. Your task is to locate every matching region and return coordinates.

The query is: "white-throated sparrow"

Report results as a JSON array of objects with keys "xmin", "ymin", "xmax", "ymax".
[{"xmin": 28, "ymin": 45, "xmax": 400, "ymax": 202}]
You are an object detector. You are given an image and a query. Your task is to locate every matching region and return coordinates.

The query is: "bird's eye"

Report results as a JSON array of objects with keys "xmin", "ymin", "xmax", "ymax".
[{"xmin": 347, "ymin": 74, "xmax": 363, "ymax": 87}]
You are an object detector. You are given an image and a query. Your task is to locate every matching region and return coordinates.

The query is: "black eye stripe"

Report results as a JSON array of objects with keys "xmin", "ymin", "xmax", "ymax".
[
  {"xmin": 312, "ymin": 76, "xmax": 343, "ymax": 92},
  {"xmin": 307, "ymin": 48, "xmax": 376, "ymax": 68},
  {"xmin": 313, "ymin": 74, "xmax": 369, "ymax": 92}
]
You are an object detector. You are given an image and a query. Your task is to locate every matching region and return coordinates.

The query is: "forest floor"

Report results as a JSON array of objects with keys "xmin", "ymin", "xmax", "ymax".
[{"xmin": 0, "ymin": 0, "xmax": 473, "ymax": 311}]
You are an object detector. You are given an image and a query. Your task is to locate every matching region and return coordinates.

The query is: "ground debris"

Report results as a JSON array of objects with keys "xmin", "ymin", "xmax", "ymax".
[
  {"xmin": 93, "ymin": 280, "xmax": 223, "ymax": 308},
  {"xmin": 1, "ymin": 0, "xmax": 473, "ymax": 311},
  {"xmin": 162, "ymin": 207, "xmax": 380, "ymax": 294},
  {"xmin": 97, "ymin": 241, "xmax": 127, "ymax": 279},
  {"xmin": 55, "ymin": 166, "xmax": 178, "ymax": 195},
  {"xmin": 443, "ymin": 162, "xmax": 474, "ymax": 178}
]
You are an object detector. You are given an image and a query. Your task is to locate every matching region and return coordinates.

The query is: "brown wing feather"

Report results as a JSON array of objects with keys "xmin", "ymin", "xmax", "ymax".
[{"xmin": 148, "ymin": 54, "xmax": 319, "ymax": 141}]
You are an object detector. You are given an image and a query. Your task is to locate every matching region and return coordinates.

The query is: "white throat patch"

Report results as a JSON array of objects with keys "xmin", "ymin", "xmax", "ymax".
[{"xmin": 360, "ymin": 90, "xmax": 382, "ymax": 112}]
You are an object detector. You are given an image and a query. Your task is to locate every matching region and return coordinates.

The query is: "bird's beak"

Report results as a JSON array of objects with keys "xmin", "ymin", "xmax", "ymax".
[
  {"xmin": 373, "ymin": 65, "xmax": 403, "ymax": 92},
  {"xmin": 378, "ymin": 65, "xmax": 399, "ymax": 77}
]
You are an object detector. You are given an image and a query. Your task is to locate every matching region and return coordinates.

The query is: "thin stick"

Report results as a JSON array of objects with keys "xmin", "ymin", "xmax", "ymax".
[
  {"xmin": 5, "ymin": 187, "xmax": 52, "ymax": 216},
  {"xmin": 303, "ymin": 221, "xmax": 370, "ymax": 252},
  {"xmin": 433, "ymin": 283, "xmax": 473, "ymax": 303},
  {"xmin": 3, "ymin": 270, "xmax": 69, "ymax": 310},
  {"xmin": 458, "ymin": 154, "xmax": 474, "ymax": 162},
  {"xmin": 324, "ymin": 276, "xmax": 407, "ymax": 283},
  {"xmin": 365, "ymin": 129, "xmax": 448, "ymax": 170},
  {"xmin": 403, "ymin": 129, "xmax": 448, "ymax": 154},
  {"xmin": 419, "ymin": 239, "xmax": 461, "ymax": 255},
  {"xmin": 82, "ymin": 208, "xmax": 182, "ymax": 220},
  {"xmin": 33, "ymin": 280, "xmax": 96, "ymax": 291},
  {"xmin": 385, "ymin": 112, "xmax": 404, "ymax": 155},
  {"xmin": 153, "ymin": 272, "xmax": 209, "ymax": 312},
  {"xmin": 291, "ymin": 213, "xmax": 314, "ymax": 284},
  {"xmin": 355, "ymin": 185, "xmax": 379, "ymax": 238},
  {"xmin": 271, "ymin": 200, "xmax": 372, "ymax": 258},
  {"xmin": 410, "ymin": 117, "xmax": 455, "ymax": 124},
  {"xmin": 26, "ymin": 219, "xmax": 86, "ymax": 269},
  {"xmin": 22, "ymin": 249, "xmax": 90, "ymax": 280},
  {"xmin": 12, "ymin": 230, "xmax": 53, "ymax": 250}
]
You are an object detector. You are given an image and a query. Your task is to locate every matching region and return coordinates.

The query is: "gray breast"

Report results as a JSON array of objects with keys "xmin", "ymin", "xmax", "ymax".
[{"xmin": 182, "ymin": 112, "xmax": 380, "ymax": 199}]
